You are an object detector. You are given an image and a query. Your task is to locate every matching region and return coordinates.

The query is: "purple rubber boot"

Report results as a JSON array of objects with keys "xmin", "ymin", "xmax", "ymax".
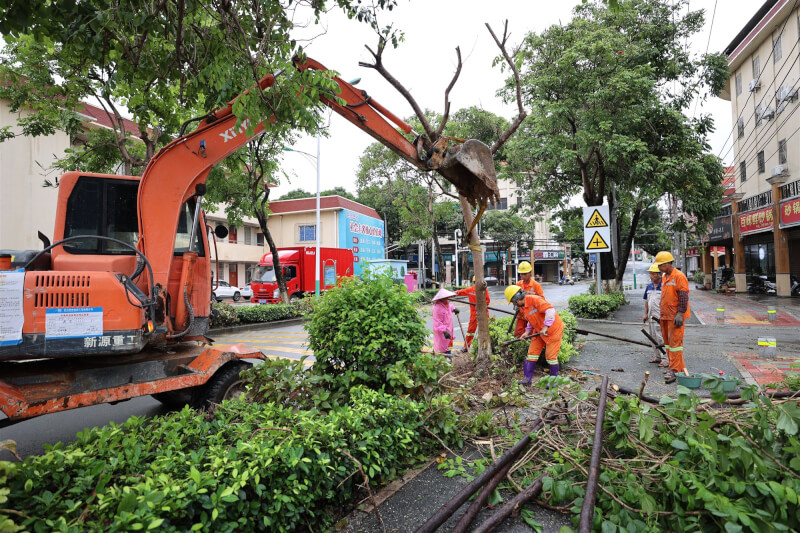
[
  {"xmin": 518, "ymin": 359, "xmax": 536, "ymax": 385},
  {"xmin": 548, "ymin": 363, "xmax": 559, "ymax": 377}
]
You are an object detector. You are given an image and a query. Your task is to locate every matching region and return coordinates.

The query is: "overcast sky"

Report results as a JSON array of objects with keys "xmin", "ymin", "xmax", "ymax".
[{"xmin": 273, "ymin": 0, "xmax": 759, "ymax": 199}]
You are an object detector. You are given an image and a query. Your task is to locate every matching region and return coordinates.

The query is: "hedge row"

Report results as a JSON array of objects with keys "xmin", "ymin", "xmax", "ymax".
[
  {"xmin": 2, "ymin": 386, "xmax": 445, "ymax": 533},
  {"xmin": 567, "ymin": 291, "xmax": 627, "ymax": 319},
  {"xmin": 209, "ymin": 302, "xmax": 300, "ymax": 329}
]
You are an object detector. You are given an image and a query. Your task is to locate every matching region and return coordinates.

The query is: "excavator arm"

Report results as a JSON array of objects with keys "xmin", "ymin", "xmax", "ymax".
[{"xmin": 136, "ymin": 56, "xmax": 498, "ymax": 337}]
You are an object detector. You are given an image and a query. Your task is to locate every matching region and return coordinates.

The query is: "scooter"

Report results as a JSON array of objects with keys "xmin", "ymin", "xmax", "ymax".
[
  {"xmin": 791, "ymin": 275, "xmax": 800, "ymax": 296},
  {"xmin": 559, "ymin": 276, "xmax": 575, "ymax": 286}
]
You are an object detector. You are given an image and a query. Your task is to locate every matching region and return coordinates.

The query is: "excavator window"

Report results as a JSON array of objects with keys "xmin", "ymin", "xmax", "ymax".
[
  {"xmin": 173, "ymin": 199, "xmax": 205, "ymax": 256},
  {"xmin": 63, "ymin": 177, "xmax": 139, "ymax": 254}
]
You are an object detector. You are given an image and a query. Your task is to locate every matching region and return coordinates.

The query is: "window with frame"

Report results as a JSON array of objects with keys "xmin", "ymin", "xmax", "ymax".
[
  {"xmin": 740, "ymin": 161, "xmax": 747, "ymax": 183},
  {"xmin": 755, "ymin": 105, "xmax": 763, "ymax": 127},
  {"xmin": 228, "ymin": 226, "xmax": 238, "ymax": 244},
  {"xmin": 737, "ymin": 117, "xmax": 744, "ymax": 138},
  {"xmin": 299, "ymin": 224, "xmax": 316, "ymax": 242},
  {"xmin": 779, "ymin": 139, "xmax": 788, "ymax": 164},
  {"xmin": 752, "ymin": 56, "xmax": 760, "ymax": 79},
  {"xmin": 774, "ymin": 35, "xmax": 782, "ymax": 62},
  {"xmin": 256, "ymin": 232, "xmax": 264, "ymax": 246},
  {"xmin": 757, "ymin": 150, "xmax": 765, "ymax": 173},
  {"xmin": 735, "ymin": 73, "xmax": 743, "ymax": 96},
  {"xmin": 243, "ymin": 227, "xmax": 251, "ymax": 245}
]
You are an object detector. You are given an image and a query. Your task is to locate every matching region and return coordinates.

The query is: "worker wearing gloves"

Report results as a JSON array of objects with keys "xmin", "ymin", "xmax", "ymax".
[
  {"xmin": 514, "ymin": 261, "xmax": 544, "ymax": 338},
  {"xmin": 654, "ymin": 251, "xmax": 690, "ymax": 384},
  {"xmin": 505, "ymin": 285, "xmax": 564, "ymax": 385},
  {"xmin": 642, "ymin": 264, "xmax": 667, "ymax": 367},
  {"xmin": 431, "ymin": 289, "xmax": 457, "ymax": 358},
  {"xmin": 455, "ymin": 276, "xmax": 490, "ymax": 349}
]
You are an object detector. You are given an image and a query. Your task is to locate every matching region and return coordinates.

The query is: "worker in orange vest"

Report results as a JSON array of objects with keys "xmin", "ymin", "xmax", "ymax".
[
  {"xmin": 505, "ymin": 285, "xmax": 563, "ymax": 385},
  {"xmin": 653, "ymin": 251, "xmax": 690, "ymax": 384},
  {"xmin": 455, "ymin": 276, "xmax": 490, "ymax": 350},
  {"xmin": 513, "ymin": 261, "xmax": 544, "ymax": 337}
]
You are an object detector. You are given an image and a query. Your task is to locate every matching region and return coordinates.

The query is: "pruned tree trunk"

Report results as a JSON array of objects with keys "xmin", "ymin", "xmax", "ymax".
[
  {"xmin": 255, "ymin": 211, "xmax": 290, "ymax": 304},
  {"xmin": 459, "ymin": 195, "xmax": 491, "ymax": 358}
]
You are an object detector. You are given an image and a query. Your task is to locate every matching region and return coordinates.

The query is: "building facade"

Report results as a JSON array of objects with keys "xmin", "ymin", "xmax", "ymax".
[
  {"xmin": 720, "ymin": 0, "xmax": 800, "ymax": 296},
  {"xmin": 265, "ymin": 195, "xmax": 385, "ymax": 276}
]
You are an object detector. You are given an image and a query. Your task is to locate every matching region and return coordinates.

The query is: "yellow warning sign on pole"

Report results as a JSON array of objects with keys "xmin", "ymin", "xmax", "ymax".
[
  {"xmin": 586, "ymin": 231, "xmax": 610, "ymax": 250},
  {"xmin": 586, "ymin": 209, "xmax": 609, "ymax": 228},
  {"xmin": 583, "ymin": 206, "xmax": 611, "ymax": 253}
]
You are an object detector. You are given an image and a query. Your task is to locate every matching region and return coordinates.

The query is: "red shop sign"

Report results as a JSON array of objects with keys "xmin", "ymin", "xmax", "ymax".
[
  {"xmin": 738, "ymin": 206, "xmax": 773, "ymax": 235},
  {"xmin": 780, "ymin": 198, "xmax": 800, "ymax": 228}
]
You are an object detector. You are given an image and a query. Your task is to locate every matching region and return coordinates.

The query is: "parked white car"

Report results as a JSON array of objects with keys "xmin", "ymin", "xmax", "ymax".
[
  {"xmin": 241, "ymin": 283, "xmax": 252, "ymax": 300},
  {"xmin": 212, "ymin": 280, "xmax": 244, "ymax": 302}
]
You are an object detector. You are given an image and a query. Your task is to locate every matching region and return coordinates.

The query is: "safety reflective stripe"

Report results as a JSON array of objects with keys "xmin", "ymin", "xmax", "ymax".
[
  {"xmin": 667, "ymin": 346, "xmax": 684, "ymax": 352},
  {"xmin": 758, "ymin": 340, "xmax": 777, "ymax": 347}
]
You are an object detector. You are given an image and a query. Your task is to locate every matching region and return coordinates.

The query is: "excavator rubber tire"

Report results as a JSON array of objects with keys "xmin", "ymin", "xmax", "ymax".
[
  {"xmin": 197, "ymin": 362, "xmax": 249, "ymax": 411},
  {"xmin": 152, "ymin": 389, "xmax": 195, "ymax": 408}
]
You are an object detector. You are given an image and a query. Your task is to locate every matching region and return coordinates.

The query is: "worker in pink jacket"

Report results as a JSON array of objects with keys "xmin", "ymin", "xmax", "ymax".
[{"xmin": 431, "ymin": 289, "xmax": 457, "ymax": 357}]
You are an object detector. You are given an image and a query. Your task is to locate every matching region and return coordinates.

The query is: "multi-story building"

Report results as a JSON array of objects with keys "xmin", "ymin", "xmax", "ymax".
[{"xmin": 720, "ymin": 0, "xmax": 800, "ymax": 296}]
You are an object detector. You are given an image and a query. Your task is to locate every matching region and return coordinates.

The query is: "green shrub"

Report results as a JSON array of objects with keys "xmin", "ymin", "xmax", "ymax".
[
  {"xmin": 305, "ymin": 271, "xmax": 427, "ymax": 392},
  {"xmin": 568, "ymin": 292, "xmax": 626, "ymax": 319},
  {"xmin": 236, "ymin": 303, "xmax": 300, "ymax": 323},
  {"xmin": 4, "ymin": 387, "xmax": 449, "ymax": 532},
  {"xmin": 692, "ymin": 270, "xmax": 705, "ymax": 284},
  {"xmin": 210, "ymin": 301, "xmax": 239, "ymax": 328}
]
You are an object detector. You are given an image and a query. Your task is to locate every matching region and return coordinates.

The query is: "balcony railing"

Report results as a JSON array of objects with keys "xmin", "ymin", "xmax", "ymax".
[
  {"xmin": 718, "ymin": 204, "xmax": 731, "ymax": 217},
  {"xmin": 737, "ymin": 190, "xmax": 772, "ymax": 213},
  {"xmin": 780, "ymin": 179, "xmax": 800, "ymax": 200}
]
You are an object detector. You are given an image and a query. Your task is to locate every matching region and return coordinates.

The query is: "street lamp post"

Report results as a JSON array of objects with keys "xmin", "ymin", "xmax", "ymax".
[
  {"xmin": 454, "ymin": 228, "xmax": 462, "ymax": 286},
  {"xmin": 283, "ymin": 136, "xmax": 322, "ymax": 298}
]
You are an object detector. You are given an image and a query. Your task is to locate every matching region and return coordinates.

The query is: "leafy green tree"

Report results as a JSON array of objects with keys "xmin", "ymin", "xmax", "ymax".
[
  {"xmin": 0, "ymin": 0, "xmax": 398, "ymax": 175},
  {"xmin": 277, "ymin": 186, "xmax": 356, "ymax": 201},
  {"xmin": 481, "ymin": 210, "xmax": 531, "ymax": 284},
  {"xmin": 503, "ymin": 0, "xmax": 726, "ymax": 287},
  {"xmin": 357, "ymin": 185, "xmax": 403, "ymax": 249}
]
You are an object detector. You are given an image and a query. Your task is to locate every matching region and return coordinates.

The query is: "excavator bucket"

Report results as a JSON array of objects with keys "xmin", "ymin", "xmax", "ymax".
[{"xmin": 437, "ymin": 139, "xmax": 500, "ymax": 207}]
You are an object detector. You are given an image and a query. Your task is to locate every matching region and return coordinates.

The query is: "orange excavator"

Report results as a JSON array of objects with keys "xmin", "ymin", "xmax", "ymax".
[{"xmin": 0, "ymin": 56, "xmax": 498, "ymax": 426}]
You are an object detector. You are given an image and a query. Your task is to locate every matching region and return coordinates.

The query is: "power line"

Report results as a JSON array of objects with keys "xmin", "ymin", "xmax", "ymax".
[{"xmin": 714, "ymin": 0, "xmax": 800, "ymax": 163}]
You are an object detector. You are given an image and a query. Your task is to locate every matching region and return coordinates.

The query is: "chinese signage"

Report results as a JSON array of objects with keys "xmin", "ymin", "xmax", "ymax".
[
  {"xmin": 533, "ymin": 250, "xmax": 566, "ymax": 260},
  {"xmin": 339, "ymin": 209, "xmax": 385, "ymax": 275},
  {"xmin": 45, "ymin": 307, "xmax": 103, "ymax": 339},
  {"xmin": 738, "ymin": 206, "xmax": 773, "ymax": 235},
  {"xmin": 780, "ymin": 197, "xmax": 800, "ymax": 229},
  {"xmin": 685, "ymin": 248, "xmax": 700, "ymax": 257},
  {"xmin": 708, "ymin": 215, "xmax": 732, "ymax": 242}
]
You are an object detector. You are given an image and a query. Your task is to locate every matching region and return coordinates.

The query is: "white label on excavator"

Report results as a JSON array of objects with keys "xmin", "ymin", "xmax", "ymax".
[
  {"xmin": 0, "ymin": 270, "xmax": 24, "ymax": 346},
  {"xmin": 45, "ymin": 307, "xmax": 103, "ymax": 339}
]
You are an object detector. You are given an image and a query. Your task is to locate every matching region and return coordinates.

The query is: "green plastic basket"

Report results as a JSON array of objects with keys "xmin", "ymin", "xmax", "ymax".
[
  {"xmin": 676, "ymin": 373, "xmax": 702, "ymax": 388},
  {"xmin": 721, "ymin": 378, "xmax": 737, "ymax": 392}
]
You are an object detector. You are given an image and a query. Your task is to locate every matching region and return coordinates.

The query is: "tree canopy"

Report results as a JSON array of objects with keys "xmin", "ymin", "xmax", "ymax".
[{"xmin": 502, "ymin": 0, "xmax": 727, "ymax": 283}]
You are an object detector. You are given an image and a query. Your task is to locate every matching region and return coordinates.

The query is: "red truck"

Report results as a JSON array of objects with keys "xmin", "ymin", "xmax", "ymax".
[{"xmin": 250, "ymin": 247, "xmax": 354, "ymax": 303}]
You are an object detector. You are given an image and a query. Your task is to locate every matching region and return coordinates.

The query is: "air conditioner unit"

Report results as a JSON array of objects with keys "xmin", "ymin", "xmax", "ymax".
[
  {"xmin": 761, "ymin": 107, "xmax": 775, "ymax": 120},
  {"xmin": 749, "ymin": 79, "xmax": 761, "ymax": 92},
  {"xmin": 779, "ymin": 86, "xmax": 798, "ymax": 102},
  {"xmin": 771, "ymin": 165, "xmax": 788, "ymax": 178}
]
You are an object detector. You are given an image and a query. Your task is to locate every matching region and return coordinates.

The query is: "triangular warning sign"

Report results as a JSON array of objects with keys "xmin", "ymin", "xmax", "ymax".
[
  {"xmin": 586, "ymin": 231, "xmax": 610, "ymax": 250},
  {"xmin": 586, "ymin": 209, "xmax": 609, "ymax": 228}
]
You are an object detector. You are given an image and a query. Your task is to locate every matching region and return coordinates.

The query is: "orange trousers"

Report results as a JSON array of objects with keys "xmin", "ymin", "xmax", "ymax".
[
  {"xmin": 465, "ymin": 320, "xmax": 477, "ymax": 348},
  {"xmin": 660, "ymin": 319, "xmax": 686, "ymax": 373},
  {"xmin": 526, "ymin": 330, "xmax": 562, "ymax": 365}
]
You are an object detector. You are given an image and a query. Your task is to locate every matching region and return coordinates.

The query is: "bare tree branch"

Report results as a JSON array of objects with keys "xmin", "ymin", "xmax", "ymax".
[
  {"xmin": 485, "ymin": 21, "xmax": 527, "ymax": 154},
  {"xmin": 435, "ymin": 47, "xmax": 462, "ymax": 138}
]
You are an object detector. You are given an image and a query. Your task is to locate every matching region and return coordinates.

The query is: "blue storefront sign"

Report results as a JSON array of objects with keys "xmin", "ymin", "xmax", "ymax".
[{"xmin": 339, "ymin": 209, "xmax": 385, "ymax": 275}]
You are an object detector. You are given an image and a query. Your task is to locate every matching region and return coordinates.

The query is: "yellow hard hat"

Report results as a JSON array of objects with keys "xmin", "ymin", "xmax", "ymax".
[
  {"xmin": 472, "ymin": 276, "xmax": 476, "ymax": 282},
  {"xmin": 504, "ymin": 285, "xmax": 523, "ymax": 303},
  {"xmin": 648, "ymin": 263, "xmax": 661, "ymax": 272},
  {"xmin": 518, "ymin": 261, "xmax": 532, "ymax": 273},
  {"xmin": 653, "ymin": 251, "xmax": 675, "ymax": 265}
]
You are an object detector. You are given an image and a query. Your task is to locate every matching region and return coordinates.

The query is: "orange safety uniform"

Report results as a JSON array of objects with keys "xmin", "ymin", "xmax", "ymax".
[
  {"xmin": 659, "ymin": 268, "xmax": 690, "ymax": 373},
  {"xmin": 455, "ymin": 286, "xmax": 490, "ymax": 348},
  {"xmin": 520, "ymin": 294, "xmax": 563, "ymax": 365},
  {"xmin": 514, "ymin": 278, "xmax": 544, "ymax": 337}
]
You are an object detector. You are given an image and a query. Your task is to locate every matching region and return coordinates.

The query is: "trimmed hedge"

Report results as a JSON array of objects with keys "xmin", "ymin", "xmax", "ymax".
[
  {"xmin": 236, "ymin": 304, "xmax": 300, "ymax": 323},
  {"xmin": 209, "ymin": 302, "xmax": 300, "ymax": 329},
  {"xmin": 567, "ymin": 291, "xmax": 628, "ymax": 319},
  {"xmin": 3, "ymin": 386, "xmax": 446, "ymax": 533}
]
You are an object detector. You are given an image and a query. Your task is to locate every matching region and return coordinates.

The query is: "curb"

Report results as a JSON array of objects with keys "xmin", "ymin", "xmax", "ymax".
[{"xmin": 209, "ymin": 316, "xmax": 306, "ymax": 336}]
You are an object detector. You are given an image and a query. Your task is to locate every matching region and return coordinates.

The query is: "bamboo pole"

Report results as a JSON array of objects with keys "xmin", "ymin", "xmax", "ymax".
[
  {"xmin": 575, "ymin": 328, "xmax": 653, "ymax": 348},
  {"xmin": 578, "ymin": 375, "xmax": 609, "ymax": 532},
  {"xmin": 415, "ymin": 418, "xmax": 545, "ymax": 533},
  {"xmin": 450, "ymin": 459, "xmax": 516, "ymax": 533},
  {"xmin": 470, "ymin": 475, "xmax": 545, "ymax": 533}
]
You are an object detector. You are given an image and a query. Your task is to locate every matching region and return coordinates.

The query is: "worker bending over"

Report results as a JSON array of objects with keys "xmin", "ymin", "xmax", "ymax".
[
  {"xmin": 431, "ymin": 289, "xmax": 457, "ymax": 358},
  {"xmin": 513, "ymin": 261, "xmax": 544, "ymax": 338},
  {"xmin": 505, "ymin": 285, "xmax": 563, "ymax": 385},
  {"xmin": 653, "ymin": 251, "xmax": 690, "ymax": 384},
  {"xmin": 455, "ymin": 276, "xmax": 490, "ymax": 349}
]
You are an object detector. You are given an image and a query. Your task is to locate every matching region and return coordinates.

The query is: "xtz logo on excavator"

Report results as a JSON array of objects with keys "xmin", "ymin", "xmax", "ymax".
[{"xmin": 219, "ymin": 119, "xmax": 252, "ymax": 142}]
